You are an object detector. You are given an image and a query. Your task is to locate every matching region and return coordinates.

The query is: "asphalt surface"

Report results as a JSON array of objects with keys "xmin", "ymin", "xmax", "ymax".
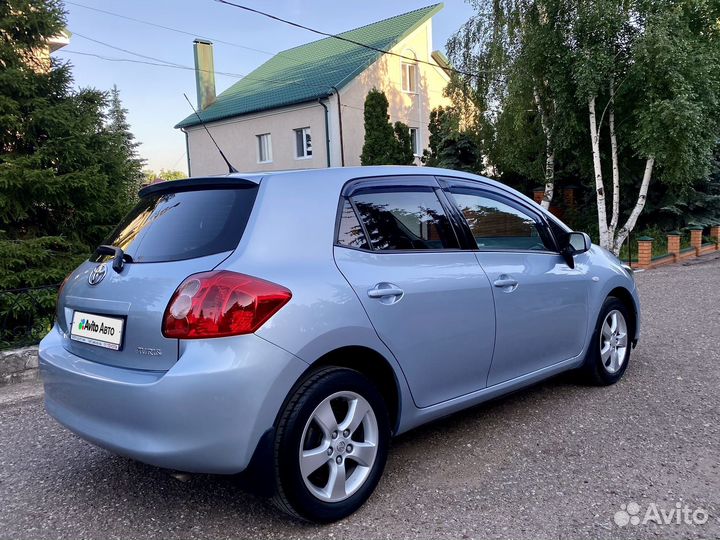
[{"xmin": 1, "ymin": 254, "xmax": 719, "ymax": 540}]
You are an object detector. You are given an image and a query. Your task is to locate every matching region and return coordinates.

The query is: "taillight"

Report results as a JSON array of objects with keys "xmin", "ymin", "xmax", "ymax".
[{"xmin": 162, "ymin": 271, "xmax": 292, "ymax": 339}]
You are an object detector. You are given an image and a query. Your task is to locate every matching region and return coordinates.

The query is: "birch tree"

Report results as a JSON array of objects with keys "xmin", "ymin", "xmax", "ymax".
[
  {"xmin": 572, "ymin": 0, "xmax": 720, "ymax": 253},
  {"xmin": 450, "ymin": 0, "xmax": 720, "ymax": 254},
  {"xmin": 447, "ymin": 0, "xmax": 580, "ymax": 208}
]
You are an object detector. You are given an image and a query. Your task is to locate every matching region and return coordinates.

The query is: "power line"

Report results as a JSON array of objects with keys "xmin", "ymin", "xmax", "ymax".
[
  {"xmin": 73, "ymin": 31, "xmax": 186, "ymax": 68},
  {"xmin": 213, "ymin": 0, "xmax": 478, "ymax": 78},
  {"xmin": 65, "ymin": 1, "xmax": 308, "ymax": 63},
  {"xmin": 61, "ymin": 49, "xmax": 332, "ymax": 92},
  {"xmin": 66, "ymin": 1, "xmax": 278, "ymax": 58},
  {"xmin": 61, "ymin": 49, "xmax": 237, "ymax": 75},
  {"xmin": 66, "ymin": 2, "xmax": 474, "ymax": 86},
  {"xmin": 170, "ymin": 151, "xmax": 187, "ymax": 170},
  {"xmin": 66, "ymin": 33, "xmax": 332, "ymax": 90},
  {"xmin": 66, "ymin": 44, "xmax": 461, "ymax": 114},
  {"xmin": 66, "ymin": 0, "xmax": 473, "ymax": 78},
  {"xmin": 63, "ymin": 47, "xmax": 458, "ymax": 112}
]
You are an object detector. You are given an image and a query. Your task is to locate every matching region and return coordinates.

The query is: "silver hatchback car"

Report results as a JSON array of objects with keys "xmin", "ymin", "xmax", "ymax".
[{"xmin": 40, "ymin": 166, "xmax": 640, "ymax": 522}]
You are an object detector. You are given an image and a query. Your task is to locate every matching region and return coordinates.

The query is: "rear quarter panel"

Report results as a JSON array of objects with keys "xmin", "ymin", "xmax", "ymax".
[{"xmin": 218, "ymin": 171, "xmax": 415, "ymax": 418}]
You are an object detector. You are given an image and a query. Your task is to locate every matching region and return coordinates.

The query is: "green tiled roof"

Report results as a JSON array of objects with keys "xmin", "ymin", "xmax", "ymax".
[{"xmin": 175, "ymin": 4, "xmax": 443, "ymax": 129}]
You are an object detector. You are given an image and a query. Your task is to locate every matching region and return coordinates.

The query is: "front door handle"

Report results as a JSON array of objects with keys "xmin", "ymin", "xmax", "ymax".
[
  {"xmin": 367, "ymin": 283, "xmax": 404, "ymax": 303},
  {"xmin": 493, "ymin": 275, "xmax": 519, "ymax": 291}
]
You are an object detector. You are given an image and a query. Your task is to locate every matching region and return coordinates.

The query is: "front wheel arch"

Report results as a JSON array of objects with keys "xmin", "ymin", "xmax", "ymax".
[
  {"xmin": 580, "ymin": 296, "xmax": 632, "ymax": 385},
  {"xmin": 607, "ymin": 287, "xmax": 638, "ymax": 346}
]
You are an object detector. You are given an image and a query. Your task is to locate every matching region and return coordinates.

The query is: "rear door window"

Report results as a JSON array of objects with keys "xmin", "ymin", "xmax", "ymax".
[
  {"xmin": 92, "ymin": 187, "xmax": 257, "ymax": 263},
  {"xmin": 336, "ymin": 200, "xmax": 370, "ymax": 250},
  {"xmin": 350, "ymin": 188, "xmax": 459, "ymax": 251}
]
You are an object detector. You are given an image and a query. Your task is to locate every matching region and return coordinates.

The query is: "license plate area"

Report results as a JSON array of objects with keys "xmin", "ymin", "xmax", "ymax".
[{"xmin": 70, "ymin": 311, "xmax": 125, "ymax": 351}]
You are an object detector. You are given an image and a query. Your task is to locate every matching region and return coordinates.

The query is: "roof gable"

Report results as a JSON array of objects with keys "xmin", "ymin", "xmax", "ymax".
[{"xmin": 176, "ymin": 4, "xmax": 443, "ymax": 129}]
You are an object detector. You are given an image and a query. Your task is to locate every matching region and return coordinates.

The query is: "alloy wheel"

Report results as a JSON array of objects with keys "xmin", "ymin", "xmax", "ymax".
[
  {"xmin": 299, "ymin": 391, "xmax": 378, "ymax": 503},
  {"xmin": 599, "ymin": 309, "xmax": 628, "ymax": 374}
]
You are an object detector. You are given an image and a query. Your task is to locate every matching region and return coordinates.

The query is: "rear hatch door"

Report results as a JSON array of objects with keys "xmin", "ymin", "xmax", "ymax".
[{"xmin": 56, "ymin": 179, "xmax": 258, "ymax": 371}]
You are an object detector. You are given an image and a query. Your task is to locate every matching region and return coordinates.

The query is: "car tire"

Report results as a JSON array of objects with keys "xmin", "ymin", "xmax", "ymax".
[
  {"xmin": 272, "ymin": 367, "xmax": 390, "ymax": 523},
  {"xmin": 580, "ymin": 297, "xmax": 632, "ymax": 385}
]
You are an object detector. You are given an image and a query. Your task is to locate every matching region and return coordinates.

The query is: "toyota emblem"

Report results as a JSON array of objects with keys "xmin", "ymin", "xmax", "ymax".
[{"xmin": 88, "ymin": 263, "xmax": 107, "ymax": 286}]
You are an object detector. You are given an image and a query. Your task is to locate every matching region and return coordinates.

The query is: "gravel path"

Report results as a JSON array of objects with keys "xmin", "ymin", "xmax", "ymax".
[{"xmin": 1, "ymin": 254, "xmax": 718, "ymax": 539}]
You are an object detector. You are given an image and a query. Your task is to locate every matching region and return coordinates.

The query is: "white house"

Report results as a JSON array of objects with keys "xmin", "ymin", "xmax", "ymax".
[{"xmin": 175, "ymin": 4, "xmax": 453, "ymax": 175}]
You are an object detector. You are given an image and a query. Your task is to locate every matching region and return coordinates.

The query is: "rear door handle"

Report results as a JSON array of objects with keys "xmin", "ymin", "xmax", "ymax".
[
  {"xmin": 367, "ymin": 283, "xmax": 404, "ymax": 300},
  {"xmin": 493, "ymin": 276, "xmax": 519, "ymax": 290}
]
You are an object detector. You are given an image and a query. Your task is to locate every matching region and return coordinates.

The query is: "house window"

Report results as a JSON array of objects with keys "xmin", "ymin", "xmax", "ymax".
[
  {"xmin": 401, "ymin": 62, "xmax": 418, "ymax": 93},
  {"xmin": 409, "ymin": 127, "xmax": 419, "ymax": 156},
  {"xmin": 257, "ymin": 133, "xmax": 272, "ymax": 163},
  {"xmin": 294, "ymin": 127, "xmax": 312, "ymax": 158}
]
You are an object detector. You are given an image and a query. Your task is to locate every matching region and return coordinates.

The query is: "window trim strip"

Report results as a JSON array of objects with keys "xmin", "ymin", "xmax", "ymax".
[{"xmin": 335, "ymin": 174, "xmax": 567, "ymax": 256}]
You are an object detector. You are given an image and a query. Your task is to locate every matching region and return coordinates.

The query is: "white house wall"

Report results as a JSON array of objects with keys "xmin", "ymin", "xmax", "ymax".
[
  {"xmin": 184, "ymin": 18, "xmax": 451, "ymax": 175},
  {"xmin": 337, "ymin": 19, "xmax": 452, "ymax": 166},
  {"xmin": 185, "ymin": 102, "xmax": 328, "ymax": 176}
]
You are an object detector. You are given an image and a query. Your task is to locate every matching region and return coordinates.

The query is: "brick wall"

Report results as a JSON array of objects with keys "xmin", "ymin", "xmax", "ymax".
[{"xmin": 631, "ymin": 225, "xmax": 720, "ymax": 270}]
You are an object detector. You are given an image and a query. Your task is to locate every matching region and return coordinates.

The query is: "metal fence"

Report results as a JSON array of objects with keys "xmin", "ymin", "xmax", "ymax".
[{"xmin": 0, "ymin": 284, "xmax": 59, "ymax": 350}]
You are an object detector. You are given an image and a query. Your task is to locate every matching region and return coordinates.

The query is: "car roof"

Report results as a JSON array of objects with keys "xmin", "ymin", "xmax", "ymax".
[
  {"xmin": 140, "ymin": 166, "xmax": 548, "ymax": 220},
  {"xmin": 252, "ymin": 167, "xmax": 541, "ymax": 211},
  {"xmin": 191, "ymin": 166, "xmax": 517, "ymax": 194}
]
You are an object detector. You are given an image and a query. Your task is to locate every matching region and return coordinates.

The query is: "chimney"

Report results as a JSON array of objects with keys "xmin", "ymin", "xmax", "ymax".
[{"xmin": 193, "ymin": 39, "xmax": 216, "ymax": 110}]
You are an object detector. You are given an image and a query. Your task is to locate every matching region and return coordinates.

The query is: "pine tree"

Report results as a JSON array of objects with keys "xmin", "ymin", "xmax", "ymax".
[
  {"xmin": 391, "ymin": 122, "xmax": 415, "ymax": 165},
  {"xmin": 360, "ymin": 89, "xmax": 417, "ymax": 166},
  {"xmin": 652, "ymin": 143, "xmax": 720, "ymax": 230},
  {"xmin": 360, "ymin": 89, "xmax": 396, "ymax": 165},
  {"xmin": 422, "ymin": 107, "xmax": 482, "ymax": 172},
  {"xmin": 107, "ymin": 84, "xmax": 145, "ymax": 197},
  {"xmin": 0, "ymin": 1, "xmax": 146, "ymax": 343}
]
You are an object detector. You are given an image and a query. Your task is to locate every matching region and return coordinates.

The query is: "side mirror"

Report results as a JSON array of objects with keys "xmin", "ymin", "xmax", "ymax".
[
  {"xmin": 566, "ymin": 231, "xmax": 591, "ymax": 254},
  {"xmin": 561, "ymin": 231, "xmax": 591, "ymax": 268}
]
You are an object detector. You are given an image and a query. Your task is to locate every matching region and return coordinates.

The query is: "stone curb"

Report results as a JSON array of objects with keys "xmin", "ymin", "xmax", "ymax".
[{"xmin": 0, "ymin": 346, "xmax": 40, "ymax": 386}]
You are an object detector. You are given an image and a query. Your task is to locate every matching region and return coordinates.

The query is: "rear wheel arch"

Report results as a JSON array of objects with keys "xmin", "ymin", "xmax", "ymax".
[
  {"xmin": 271, "ymin": 366, "xmax": 391, "ymax": 522},
  {"xmin": 293, "ymin": 346, "xmax": 401, "ymax": 435}
]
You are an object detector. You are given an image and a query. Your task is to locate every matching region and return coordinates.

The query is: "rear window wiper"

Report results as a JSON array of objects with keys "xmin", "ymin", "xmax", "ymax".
[{"xmin": 95, "ymin": 245, "xmax": 133, "ymax": 273}]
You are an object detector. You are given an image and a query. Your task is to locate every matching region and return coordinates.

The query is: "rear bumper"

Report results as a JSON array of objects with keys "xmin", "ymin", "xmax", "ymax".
[{"xmin": 39, "ymin": 327, "xmax": 307, "ymax": 474}]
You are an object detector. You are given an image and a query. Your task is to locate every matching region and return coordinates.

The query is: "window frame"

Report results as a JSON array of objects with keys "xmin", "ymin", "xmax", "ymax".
[
  {"xmin": 437, "ymin": 176, "xmax": 558, "ymax": 254},
  {"xmin": 334, "ymin": 176, "xmax": 464, "ymax": 253},
  {"xmin": 401, "ymin": 61, "xmax": 418, "ymax": 93},
  {"xmin": 546, "ymin": 215, "xmax": 572, "ymax": 252},
  {"xmin": 256, "ymin": 133, "xmax": 272, "ymax": 164},
  {"xmin": 409, "ymin": 127, "xmax": 420, "ymax": 156},
  {"xmin": 294, "ymin": 127, "xmax": 312, "ymax": 159}
]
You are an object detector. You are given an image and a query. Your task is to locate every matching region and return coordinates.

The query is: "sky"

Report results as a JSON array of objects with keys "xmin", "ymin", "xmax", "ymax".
[{"xmin": 55, "ymin": 0, "xmax": 475, "ymax": 174}]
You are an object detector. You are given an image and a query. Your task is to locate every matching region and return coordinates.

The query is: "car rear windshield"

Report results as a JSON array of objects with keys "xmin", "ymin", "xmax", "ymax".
[{"xmin": 91, "ymin": 187, "xmax": 258, "ymax": 263}]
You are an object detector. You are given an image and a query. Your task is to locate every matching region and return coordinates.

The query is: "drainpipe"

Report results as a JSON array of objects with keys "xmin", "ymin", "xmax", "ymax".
[
  {"xmin": 317, "ymin": 98, "xmax": 331, "ymax": 168},
  {"xmin": 181, "ymin": 127, "xmax": 191, "ymax": 176},
  {"xmin": 331, "ymin": 86, "xmax": 345, "ymax": 166}
]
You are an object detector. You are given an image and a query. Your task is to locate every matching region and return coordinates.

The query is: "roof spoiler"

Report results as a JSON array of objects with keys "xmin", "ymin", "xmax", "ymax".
[{"xmin": 138, "ymin": 177, "xmax": 258, "ymax": 198}]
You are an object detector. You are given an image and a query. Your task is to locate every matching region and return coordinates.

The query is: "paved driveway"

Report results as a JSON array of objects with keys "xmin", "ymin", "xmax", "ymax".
[{"xmin": 1, "ymin": 254, "xmax": 718, "ymax": 540}]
